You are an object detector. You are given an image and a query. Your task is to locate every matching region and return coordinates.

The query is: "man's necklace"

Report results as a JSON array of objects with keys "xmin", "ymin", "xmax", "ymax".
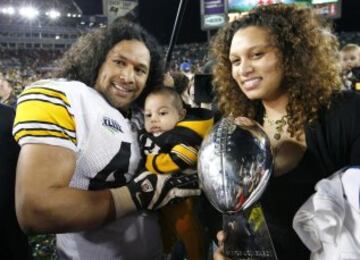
[{"xmin": 263, "ymin": 114, "xmax": 287, "ymax": 140}]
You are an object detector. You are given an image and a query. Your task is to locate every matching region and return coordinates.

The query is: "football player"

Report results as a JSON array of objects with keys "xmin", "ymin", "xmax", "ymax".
[{"xmin": 13, "ymin": 19, "xmax": 200, "ymax": 259}]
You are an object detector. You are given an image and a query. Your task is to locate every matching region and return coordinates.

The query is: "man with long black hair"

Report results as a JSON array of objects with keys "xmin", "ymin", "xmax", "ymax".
[{"xmin": 13, "ymin": 19, "xmax": 199, "ymax": 259}]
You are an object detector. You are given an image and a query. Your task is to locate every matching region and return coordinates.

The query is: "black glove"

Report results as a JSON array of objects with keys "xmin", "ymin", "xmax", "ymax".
[{"xmin": 127, "ymin": 171, "xmax": 200, "ymax": 210}]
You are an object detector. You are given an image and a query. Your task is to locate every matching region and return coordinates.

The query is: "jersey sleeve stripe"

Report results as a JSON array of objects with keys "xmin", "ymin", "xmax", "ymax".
[
  {"xmin": 145, "ymin": 153, "xmax": 177, "ymax": 174},
  {"xmin": 15, "ymin": 129, "xmax": 77, "ymax": 145},
  {"xmin": 13, "ymin": 120, "xmax": 76, "ymax": 134},
  {"xmin": 145, "ymin": 145, "xmax": 198, "ymax": 174},
  {"xmin": 177, "ymin": 118, "xmax": 214, "ymax": 138},
  {"xmin": 17, "ymin": 98, "xmax": 74, "ymax": 119},
  {"xmin": 171, "ymin": 152, "xmax": 193, "ymax": 166},
  {"xmin": 14, "ymin": 89, "xmax": 76, "ymax": 146},
  {"xmin": 13, "ymin": 122, "xmax": 76, "ymax": 141},
  {"xmin": 18, "ymin": 93, "xmax": 70, "ymax": 109},
  {"xmin": 16, "ymin": 135, "xmax": 77, "ymax": 152},
  {"xmin": 20, "ymin": 87, "xmax": 70, "ymax": 106},
  {"xmin": 15, "ymin": 99, "xmax": 75, "ymax": 130},
  {"xmin": 171, "ymin": 144, "xmax": 198, "ymax": 166},
  {"xmin": 168, "ymin": 153, "xmax": 190, "ymax": 170}
]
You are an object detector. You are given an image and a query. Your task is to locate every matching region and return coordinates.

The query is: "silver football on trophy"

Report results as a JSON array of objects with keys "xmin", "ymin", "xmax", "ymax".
[{"xmin": 198, "ymin": 117, "xmax": 273, "ymax": 214}]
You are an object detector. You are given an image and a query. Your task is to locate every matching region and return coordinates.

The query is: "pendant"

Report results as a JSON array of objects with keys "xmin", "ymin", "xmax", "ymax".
[{"xmin": 274, "ymin": 133, "xmax": 281, "ymax": 140}]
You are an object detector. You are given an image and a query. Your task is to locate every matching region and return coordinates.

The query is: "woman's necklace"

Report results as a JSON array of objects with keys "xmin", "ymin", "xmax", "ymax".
[{"xmin": 263, "ymin": 114, "xmax": 287, "ymax": 140}]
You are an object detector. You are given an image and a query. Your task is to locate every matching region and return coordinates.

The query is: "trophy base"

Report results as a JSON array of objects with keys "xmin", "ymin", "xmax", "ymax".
[{"xmin": 223, "ymin": 204, "xmax": 277, "ymax": 260}]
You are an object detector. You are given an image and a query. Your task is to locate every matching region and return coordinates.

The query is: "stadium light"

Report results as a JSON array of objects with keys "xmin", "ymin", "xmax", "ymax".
[
  {"xmin": 1, "ymin": 6, "xmax": 15, "ymax": 15},
  {"xmin": 19, "ymin": 6, "xmax": 39, "ymax": 19},
  {"xmin": 46, "ymin": 9, "xmax": 61, "ymax": 19}
]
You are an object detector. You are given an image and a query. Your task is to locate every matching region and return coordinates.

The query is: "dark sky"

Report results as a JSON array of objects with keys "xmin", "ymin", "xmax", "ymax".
[
  {"xmin": 75, "ymin": 0, "xmax": 360, "ymax": 44},
  {"xmin": 334, "ymin": 0, "xmax": 360, "ymax": 32},
  {"xmin": 75, "ymin": 0, "xmax": 103, "ymax": 15}
]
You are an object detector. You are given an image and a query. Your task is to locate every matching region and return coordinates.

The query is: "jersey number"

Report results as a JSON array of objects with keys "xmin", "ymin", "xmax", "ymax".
[{"xmin": 89, "ymin": 142, "xmax": 131, "ymax": 190}]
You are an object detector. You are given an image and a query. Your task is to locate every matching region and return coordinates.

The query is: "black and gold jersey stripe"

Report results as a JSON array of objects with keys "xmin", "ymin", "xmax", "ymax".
[
  {"xmin": 19, "ymin": 87, "xmax": 71, "ymax": 106},
  {"xmin": 145, "ymin": 144, "xmax": 198, "ymax": 174},
  {"xmin": 13, "ymin": 87, "xmax": 76, "ymax": 145}
]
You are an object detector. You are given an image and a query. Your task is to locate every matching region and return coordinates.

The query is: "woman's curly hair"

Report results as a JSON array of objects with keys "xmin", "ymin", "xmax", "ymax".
[
  {"xmin": 53, "ymin": 18, "xmax": 164, "ymax": 108},
  {"xmin": 211, "ymin": 4, "xmax": 341, "ymax": 137}
]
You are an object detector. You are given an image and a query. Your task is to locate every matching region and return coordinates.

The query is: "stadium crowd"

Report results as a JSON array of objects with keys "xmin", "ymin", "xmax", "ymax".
[{"xmin": 1, "ymin": 30, "xmax": 360, "ymax": 99}]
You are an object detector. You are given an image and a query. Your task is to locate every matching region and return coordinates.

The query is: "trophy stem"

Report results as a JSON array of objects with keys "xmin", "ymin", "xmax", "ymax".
[{"xmin": 223, "ymin": 204, "xmax": 277, "ymax": 260}]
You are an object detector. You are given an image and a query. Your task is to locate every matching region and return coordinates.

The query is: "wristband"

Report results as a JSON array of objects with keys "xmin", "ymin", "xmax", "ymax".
[{"xmin": 109, "ymin": 186, "xmax": 137, "ymax": 218}]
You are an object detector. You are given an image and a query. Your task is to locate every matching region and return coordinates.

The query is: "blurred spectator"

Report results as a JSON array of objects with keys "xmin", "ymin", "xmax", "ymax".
[
  {"xmin": 178, "ymin": 61, "xmax": 199, "ymax": 108},
  {"xmin": 196, "ymin": 60, "xmax": 217, "ymax": 111},
  {"xmin": 165, "ymin": 43, "xmax": 208, "ymax": 73},
  {"xmin": 0, "ymin": 74, "xmax": 17, "ymax": 107},
  {"xmin": 165, "ymin": 69, "xmax": 198, "ymax": 109},
  {"xmin": 202, "ymin": 59, "xmax": 215, "ymax": 75},
  {"xmin": 340, "ymin": 43, "xmax": 360, "ymax": 90},
  {"xmin": 171, "ymin": 71, "xmax": 190, "ymax": 96},
  {"xmin": 163, "ymin": 72, "xmax": 175, "ymax": 87},
  {"xmin": 180, "ymin": 61, "xmax": 195, "ymax": 81},
  {"xmin": 180, "ymin": 61, "xmax": 192, "ymax": 74},
  {"xmin": 337, "ymin": 32, "xmax": 360, "ymax": 48}
]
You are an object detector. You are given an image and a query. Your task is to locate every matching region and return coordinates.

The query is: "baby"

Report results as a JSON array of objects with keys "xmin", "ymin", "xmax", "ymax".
[{"xmin": 140, "ymin": 86, "xmax": 214, "ymax": 260}]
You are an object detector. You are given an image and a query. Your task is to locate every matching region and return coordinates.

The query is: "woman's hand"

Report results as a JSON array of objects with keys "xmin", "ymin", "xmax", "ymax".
[
  {"xmin": 234, "ymin": 116, "xmax": 255, "ymax": 127},
  {"xmin": 214, "ymin": 230, "xmax": 231, "ymax": 260}
]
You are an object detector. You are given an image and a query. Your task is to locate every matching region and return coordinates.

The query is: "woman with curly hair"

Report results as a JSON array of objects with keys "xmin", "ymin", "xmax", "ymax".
[{"xmin": 211, "ymin": 3, "xmax": 360, "ymax": 259}]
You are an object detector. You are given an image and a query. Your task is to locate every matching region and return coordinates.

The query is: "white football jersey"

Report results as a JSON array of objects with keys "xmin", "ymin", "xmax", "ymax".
[{"xmin": 13, "ymin": 79, "xmax": 162, "ymax": 259}]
